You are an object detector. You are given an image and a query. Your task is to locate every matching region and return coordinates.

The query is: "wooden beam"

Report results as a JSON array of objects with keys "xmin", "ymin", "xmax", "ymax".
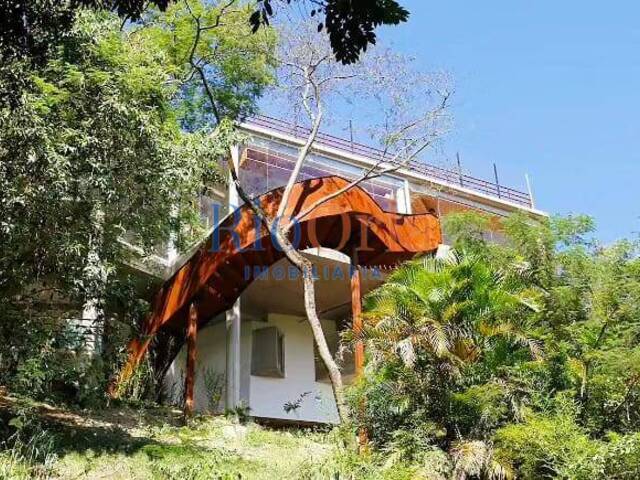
[
  {"xmin": 107, "ymin": 333, "xmax": 155, "ymax": 399},
  {"xmin": 350, "ymin": 250, "xmax": 364, "ymax": 377},
  {"xmin": 111, "ymin": 176, "xmax": 441, "ymax": 396},
  {"xmin": 351, "ymin": 249, "xmax": 368, "ymax": 448},
  {"xmin": 184, "ymin": 302, "xmax": 198, "ymax": 417}
]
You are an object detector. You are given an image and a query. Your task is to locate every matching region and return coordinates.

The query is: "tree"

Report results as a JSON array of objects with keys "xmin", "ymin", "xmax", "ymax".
[
  {"xmin": 0, "ymin": 1, "xmax": 171, "ymax": 62},
  {"xmin": 348, "ymin": 251, "xmax": 538, "ymax": 477},
  {"xmin": 251, "ymin": 0, "xmax": 410, "ymax": 64},
  {"xmin": 0, "ymin": 6, "xmax": 275, "ymax": 401},
  {"xmin": 141, "ymin": 0, "xmax": 276, "ymax": 129},
  {"xmin": 0, "ymin": 1, "xmax": 175, "ymax": 107},
  {"xmin": 0, "ymin": 0, "xmax": 275, "ymax": 109},
  {"xmin": 362, "ymin": 253, "xmax": 541, "ymax": 374},
  {"xmin": 218, "ymin": 19, "xmax": 451, "ymax": 422},
  {"xmin": 1, "ymin": 0, "xmax": 409, "ymax": 69},
  {"xmin": 348, "ymin": 211, "xmax": 640, "ymax": 478}
]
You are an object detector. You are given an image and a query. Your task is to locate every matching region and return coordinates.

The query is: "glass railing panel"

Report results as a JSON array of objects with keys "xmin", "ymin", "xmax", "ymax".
[{"xmin": 241, "ymin": 144, "xmax": 400, "ymax": 212}]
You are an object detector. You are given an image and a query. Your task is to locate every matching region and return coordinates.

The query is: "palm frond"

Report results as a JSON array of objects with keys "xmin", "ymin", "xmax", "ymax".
[{"xmin": 450, "ymin": 440, "xmax": 514, "ymax": 480}]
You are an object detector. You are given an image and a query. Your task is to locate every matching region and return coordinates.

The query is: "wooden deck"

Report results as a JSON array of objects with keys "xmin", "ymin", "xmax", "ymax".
[{"xmin": 109, "ymin": 175, "xmax": 441, "ymax": 398}]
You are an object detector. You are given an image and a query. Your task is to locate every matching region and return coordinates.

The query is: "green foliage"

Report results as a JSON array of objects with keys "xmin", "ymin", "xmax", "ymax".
[
  {"xmin": 0, "ymin": 4, "xmax": 275, "ymax": 406},
  {"xmin": 0, "ymin": 410, "xmax": 58, "ymax": 479},
  {"xmin": 355, "ymin": 251, "xmax": 540, "ymax": 447},
  {"xmin": 141, "ymin": 1, "xmax": 276, "ymax": 129},
  {"xmin": 252, "ymin": 0, "xmax": 410, "ymax": 65},
  {"xmin": 0, "ymin": 2, "xmax": 174, "ymax": 64},
  {"xmin": 142, "ymin": 442, "xmax": 255, "ymax": 479},
  {"xmin": 596, "ymin": 432, "xmax": 640, "ymax": 479},
  {"xmin": 1, "ymin": 10, "xmax": 229, "ymax": 301},
  {"xmin": 352, "ymin": 210, "xmax": 640, "ymax": 478},
  {"xmin": 201, "ymin": 367, "xmax": 225, "ymax": 413},
  {"xmin": 0, "ymin": 304, "xmax": 82, "ymax": 400},
  {"xmin": 442, "ymin": 210, "xmax": 492, "ymax": 251},
  {"xmin": 0, "ymin": 282, "xmax": 151, "ymax": 406},
  {"xmin": 0, "ymin": 400, "xmax": 343, "ymax": 479},
  {"xmin": 494, "ymin": 412, "xmax": 598, "ymax": 479}
]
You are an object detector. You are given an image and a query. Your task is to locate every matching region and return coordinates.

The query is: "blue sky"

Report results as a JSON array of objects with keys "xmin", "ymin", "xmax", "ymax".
[{"xmin": 376, "ymin": 1, "xmax": 640, "ymax": 242}]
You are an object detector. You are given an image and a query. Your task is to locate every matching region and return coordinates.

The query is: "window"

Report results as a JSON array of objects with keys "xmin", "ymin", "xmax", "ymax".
[{"xmin": 251, "ymin": 327, "xmax": 285, "ymax": 378}]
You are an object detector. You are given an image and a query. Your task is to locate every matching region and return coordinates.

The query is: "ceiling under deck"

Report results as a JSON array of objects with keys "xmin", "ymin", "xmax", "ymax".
[{"xmin": 240, "ymin": 250, "xmax": 388, "ymax": 321}]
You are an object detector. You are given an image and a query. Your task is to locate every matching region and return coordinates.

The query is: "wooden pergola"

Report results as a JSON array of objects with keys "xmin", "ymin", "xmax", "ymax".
[{"xmin": 108, "ymin": 176, "xmax": 441, "ymax": 415}]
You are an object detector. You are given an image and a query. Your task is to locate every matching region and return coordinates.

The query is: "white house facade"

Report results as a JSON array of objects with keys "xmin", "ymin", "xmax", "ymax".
[{"xmin": 122, "ymin": 115, "xmax": 546, "ymax": 424}]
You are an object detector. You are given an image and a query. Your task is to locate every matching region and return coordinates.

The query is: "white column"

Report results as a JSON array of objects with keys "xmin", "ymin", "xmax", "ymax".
[
  {"xmin": 80, "ymin": 297, "xmax": 101, "ymax": 354},
  {"xmin": 226, "ymin": 300, "xmax": 242, "ymax": 409},
  {"xmin": 226, "ymin": 145, "xmax": 242, "ymax": 409},
  {"xmin": 396, "ymin": 179, "xmax": 412, "ymax": 214},
  {"xmin": 166, "ymin": 204, "xmax": 179, "ymax": 265}
]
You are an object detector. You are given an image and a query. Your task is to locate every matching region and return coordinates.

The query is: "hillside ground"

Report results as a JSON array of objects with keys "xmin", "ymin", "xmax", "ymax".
[{"xmin": 0, "ymin": 392, "xmax": 346, "ymax": 480}]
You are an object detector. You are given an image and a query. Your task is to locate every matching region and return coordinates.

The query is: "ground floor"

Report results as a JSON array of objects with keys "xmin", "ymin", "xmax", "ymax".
[{"xmin": 163, "ymin": 248, "xmax": 385, "ymax": 424}]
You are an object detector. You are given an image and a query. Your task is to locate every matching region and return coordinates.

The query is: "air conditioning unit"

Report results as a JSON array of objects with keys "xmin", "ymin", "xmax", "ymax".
[{"xmin": 251, "ymin": 326, "xmax": 285, "ymax": 378}]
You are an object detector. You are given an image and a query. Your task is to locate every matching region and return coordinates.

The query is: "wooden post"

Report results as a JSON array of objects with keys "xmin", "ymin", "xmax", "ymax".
[
  {"xmin": 351, "ymin": 252, "xmax": 364, "ymax": 377},
  {"xmin": 184, "ymin": 302, "xmax": 198, "ymax": 417},
  {"xmin": 351, "ymin": 248, "xmax": 368, "ymax": 448}
]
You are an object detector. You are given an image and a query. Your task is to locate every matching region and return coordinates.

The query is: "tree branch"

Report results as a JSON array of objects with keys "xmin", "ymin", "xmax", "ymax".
[{"xmin": 276, "ymin": 71, "xmax": 323, "ymax": 218}]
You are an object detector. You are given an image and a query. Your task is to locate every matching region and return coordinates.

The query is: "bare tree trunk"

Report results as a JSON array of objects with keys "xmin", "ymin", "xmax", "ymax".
[
  {"xmin": 271, "ymin": 226, "xmax": 349, "ymax": 421},
  {"xmin": 228, "ymin": 161, "xmax": 348, "ymax": 422}
]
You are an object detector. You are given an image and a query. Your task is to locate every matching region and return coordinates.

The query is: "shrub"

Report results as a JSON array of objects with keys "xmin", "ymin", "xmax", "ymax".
[{"xmin": 493, "ymin": 413, "xmax": 599, "ymax": 480}]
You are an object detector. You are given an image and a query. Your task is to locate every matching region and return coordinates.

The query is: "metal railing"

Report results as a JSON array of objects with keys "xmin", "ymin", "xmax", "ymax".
[{"xmin": 243, "ymin": 114, "xmax": 533, "ymax": 208}]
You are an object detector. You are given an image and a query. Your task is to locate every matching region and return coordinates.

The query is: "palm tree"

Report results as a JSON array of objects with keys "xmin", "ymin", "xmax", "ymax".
[
  {"xmin": 361, "ymin": 251, "xmax": 541, "ymax": 373},
  {"xmin": 349, "ymin": 252, "xmax": 540, "ymax": 478}
]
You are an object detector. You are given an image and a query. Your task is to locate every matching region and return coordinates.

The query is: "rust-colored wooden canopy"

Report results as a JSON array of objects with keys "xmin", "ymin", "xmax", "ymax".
[{"xmin": 110, "ymin": 176, "xmax": 441, "ymax": 395}]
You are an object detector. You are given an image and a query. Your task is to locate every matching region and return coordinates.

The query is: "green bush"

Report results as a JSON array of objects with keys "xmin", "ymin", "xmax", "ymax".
[
  {"xmin": 597, "ymin": 432, "xmax": 640, "ymax": 479},
  {"xmin": 494, "ymin": 413, "xmax": 599, "ymax": 480},
  {"xmin": 349, "ymin": 212, "xmax": 640, "ymax": 479}
]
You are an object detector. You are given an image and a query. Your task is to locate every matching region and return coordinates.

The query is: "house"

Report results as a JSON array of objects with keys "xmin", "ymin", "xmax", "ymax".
[{"xmin": 111, "ymin": 115, "xmax": 547, "ymax": 424}]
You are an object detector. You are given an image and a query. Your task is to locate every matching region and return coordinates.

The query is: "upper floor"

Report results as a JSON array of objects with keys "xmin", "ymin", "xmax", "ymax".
[
  {"xmin": 126, "ymin": 114, "xmax": 548, "ymax": 280},
  {"xmin": 239, "ymin": 115, "xmax": 546, "ymax": 224}
]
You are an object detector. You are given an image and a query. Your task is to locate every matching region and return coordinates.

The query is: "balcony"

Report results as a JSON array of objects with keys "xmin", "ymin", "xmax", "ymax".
[
  {"xmin": 241, "ymin": 114, "xmax": 534, "ymax": 209},
  {"xmin": 239, "ymin": 146, "xmax": 400, "ymax": 212}
]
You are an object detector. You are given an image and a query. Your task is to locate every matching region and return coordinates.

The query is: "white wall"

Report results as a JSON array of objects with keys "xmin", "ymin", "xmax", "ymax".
[
  {"xmin": 248, "ymin": 313, "xmax": 339, "ymax": 424},
  {"xmin": 163, "ymin": 320, "xmax": 228, "ymax": 413},
  {"xmin": 163, "ymin": 312, "xmax": 339, "ymax": 424}
]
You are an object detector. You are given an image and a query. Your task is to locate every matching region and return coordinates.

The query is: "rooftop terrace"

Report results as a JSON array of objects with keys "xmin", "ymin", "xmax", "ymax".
[{"xmin": 242, "ymin": 114, "xmax": 534, "ymax": 209}]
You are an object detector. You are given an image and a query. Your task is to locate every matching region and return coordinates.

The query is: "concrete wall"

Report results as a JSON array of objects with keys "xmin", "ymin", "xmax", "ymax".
[
  {"xmin": 163, "ymin": 312, "xmax": 340, "ymax": 424},
  {"xmin": 248, "ymin": 313, "xmax": 339, "ymax": 424},
  {"xmin": 164, "ymin": 320, "xmax": 228, "ymax": 413}
]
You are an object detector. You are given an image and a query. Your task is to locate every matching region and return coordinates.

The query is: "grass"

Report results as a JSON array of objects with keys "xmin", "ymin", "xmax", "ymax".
[
  {"xmin": 0, "ymin": 393, "xmax": 425, "ymax": 480},
  {"xmin": 0, "ymin": 393, "xmax": 337, "ymax": 480}
]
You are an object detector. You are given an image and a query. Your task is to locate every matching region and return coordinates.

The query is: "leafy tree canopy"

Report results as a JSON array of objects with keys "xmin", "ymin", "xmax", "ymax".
[
  {"xmin": 0, "ymin": 1, "xmax": 171, "ymax": 63},
  {"xmin": 251, "ymin": 0, "xmax": 409, "ymax": 64},
  {"xmin": 0, "ymin": 4, "xmax": 274, "ymax": 299},
  {"xmin": 0, "ymin": 2, "xmax": 275, "ymax": 403},
  {"xmin": 352, "ymin": 212, "xmax": 640, "ymax": 478},
  {"xmin": 0, "ymin": 0, "xmax": 408, "ymax": 70}
]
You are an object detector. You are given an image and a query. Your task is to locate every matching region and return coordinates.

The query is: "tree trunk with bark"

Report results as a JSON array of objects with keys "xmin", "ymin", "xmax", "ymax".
[{"xmin": 272, "ymin": 226, "xmax": 349, "ymax": 421}]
